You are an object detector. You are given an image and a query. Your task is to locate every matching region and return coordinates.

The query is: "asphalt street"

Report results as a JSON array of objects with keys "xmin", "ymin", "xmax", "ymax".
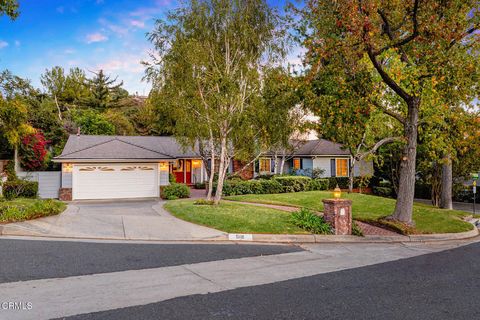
[
  {"xmin": 0, "ymin": 239, "xmax": 302, "ymax": 283},
  {"xmin": 62, "ymin": 241, "xmax": 480, "ymax": 320}
]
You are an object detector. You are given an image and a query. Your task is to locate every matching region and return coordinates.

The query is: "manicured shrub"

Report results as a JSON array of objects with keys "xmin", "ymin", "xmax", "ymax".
[
  {"xmin": 161, "ymin": 183, "xmax": 190, "ymax": 200},
  {"xmin": 327, "ymin": 177, "xmax": 350, "ymax": 189},
  {"xmin": 373, "ymin": 186, "xmax": 393, "ymax": 198},
  {"xmin": 219, "ymin": 179, "xmax": 283, "ymax": 196},
  {"xmin": 290, "ymin": 208, "xmax": 332, "ymax": 234},
  {"xmin": 273, "ymin": 176, "xmax": 312, "ymax": 192},
  {"xmin": 2, "ymin": 180, "xmax": 38, "ymax": 200},
  {"xmin": 306, "ymin": 178, "xmax": 329, "ymax": 191},
  {"xmin": 169, "ymin": 173, "xmax": 176, "ymax": 184},
  {"xmin": 194, "ymin": 182, "xmax": 206, "ymax": 189}
]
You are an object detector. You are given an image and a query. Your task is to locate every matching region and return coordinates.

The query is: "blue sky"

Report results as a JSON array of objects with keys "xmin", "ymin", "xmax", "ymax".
[{"xmin": 0, "ymin": 0, "xmax": 297, "ymax": 95}]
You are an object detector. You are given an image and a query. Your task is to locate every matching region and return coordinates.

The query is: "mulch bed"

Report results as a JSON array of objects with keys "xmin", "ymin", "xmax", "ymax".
[{"xmin": 355, "ymin": 220, "xmax": 400, "ymax": 236}]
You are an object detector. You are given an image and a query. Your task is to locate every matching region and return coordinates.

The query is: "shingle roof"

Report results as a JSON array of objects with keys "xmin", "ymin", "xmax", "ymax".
[
  {"xmin": 54, "ymin": 135, "xmax": 198, "ymax": 161},
  {"xmin": 54, "ymin": 135, "xmax": 349, "ymax": 162},
  {"xmin": 293, "ymin": 139, "xmax": 350, "ymax": 156}
]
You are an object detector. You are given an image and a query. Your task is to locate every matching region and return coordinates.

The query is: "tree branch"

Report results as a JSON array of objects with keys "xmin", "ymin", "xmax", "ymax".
[
  {"xmin": 356, "ymin": 137, "xmax": 403, "ymax": 160},
  {"xmin": 373, "ymin": 0, "xmax": 419, "ymax": 56},
  {"xmin": 448, "ymin": 24, "xmax": 479, "ymax": 50},
  {"xmin": 369, "ymin": 98, "xmax": 406, "ymax": 124},
  {"xmin": 367, "ymin": 49, "xmax": 412, "ymax": 102}
]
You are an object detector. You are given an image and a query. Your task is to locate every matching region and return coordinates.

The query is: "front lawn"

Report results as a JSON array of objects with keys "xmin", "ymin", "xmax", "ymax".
[
  {"xmin": 0, "ymin": 198, "xmax": 66, "ymax": 223},
  {"xmin": 225, "ymin": 191, "xmax": 473, "ymax": 234},
  {"xmin": 164, "ymin": 200, "xmax": 307, "ymax": 234}
]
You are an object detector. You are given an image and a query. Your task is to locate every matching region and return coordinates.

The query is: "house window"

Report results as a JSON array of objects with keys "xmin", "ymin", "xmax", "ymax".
[
  {"xmin": 293, "ymin": 158, "xmax": 301, "ymax": 170},
  {"xmin": 259, "ymin": 158, "xmax": 271, "ymax": 172},
  {"xmin": 336, "ymin": 159, "xmax": 348, "ymax": 177}
]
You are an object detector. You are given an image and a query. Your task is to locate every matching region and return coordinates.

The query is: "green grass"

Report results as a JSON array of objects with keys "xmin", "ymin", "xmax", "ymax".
[
  {"xmin": 0, "ymin": 198, "xmax": 66, "ymax": 223},
  {"xmin": 225, "ymin": 191, "xmax": 473, "ymax": 234},
  {"xmin": 164, "ymin": 200, "xmax": 307, "ymax": 234}
]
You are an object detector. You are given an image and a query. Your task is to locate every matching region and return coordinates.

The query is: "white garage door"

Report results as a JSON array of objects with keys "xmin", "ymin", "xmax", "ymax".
[{"xmin": 73, "ymin": 164, "xmax": 159, "ymax": 200}]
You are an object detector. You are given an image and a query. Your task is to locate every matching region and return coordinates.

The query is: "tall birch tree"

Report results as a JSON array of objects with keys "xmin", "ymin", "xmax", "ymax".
[{"xmin": 144, "ymin": 0, "xmax": 287, "ymax": 203}]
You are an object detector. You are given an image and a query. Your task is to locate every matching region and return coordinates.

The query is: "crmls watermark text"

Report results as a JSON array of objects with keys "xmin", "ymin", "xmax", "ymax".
[{"xmin": 0, "ymin": 302, "xmax": 33, "ymax": 311}]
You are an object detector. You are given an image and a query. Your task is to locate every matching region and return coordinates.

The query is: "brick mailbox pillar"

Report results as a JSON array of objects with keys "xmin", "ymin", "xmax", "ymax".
[{"xmin": 322, "ymin": 199, "xmax": 352, "ymax": 235}]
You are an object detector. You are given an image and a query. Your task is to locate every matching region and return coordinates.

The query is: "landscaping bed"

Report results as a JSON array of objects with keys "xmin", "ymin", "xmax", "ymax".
[
  {"xmin": 225, "ymin": 191, "xmax": 473, "ymax": 234},
  {"xmin": 0, "ymin": 198, "xmax": 66, "ymax": 223},
  {"xmin": 164, "ymin": 199, "xmax": 308, "ymax": 234}
]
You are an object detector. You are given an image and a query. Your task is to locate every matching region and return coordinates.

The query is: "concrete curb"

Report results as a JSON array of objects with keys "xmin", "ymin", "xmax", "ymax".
[{"xmin": 227, "ymin": 225, "xmax": 479, "ymax": 243}]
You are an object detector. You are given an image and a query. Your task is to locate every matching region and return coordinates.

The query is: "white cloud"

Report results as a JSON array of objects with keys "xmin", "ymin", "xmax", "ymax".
[
  {"xmin": 14, "ymin": 40, "xmax": 20, "ymax": 47},
  {"xmin": 85, "ymin": 32, "xmax": 108, "ymax": 44},
  {"xmin": 129, "ymin": 19, "xmax": 145, "ymax": 28},
  {"xmin": 0, "ymin": 40, "xmax": 8, "ymax": 49},
  {"xmin": 64, "ymin": 48, "xmax": 76, "ymax": 54},
  {"xmin": 56, "ymin": 6, "xmax": 64, "ymax": 14}
]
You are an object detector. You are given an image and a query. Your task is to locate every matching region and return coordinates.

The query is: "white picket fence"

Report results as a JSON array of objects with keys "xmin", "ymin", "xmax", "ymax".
[{"xmin": 17, "ymin": 171, "xmax": 61, "ymax": 199}]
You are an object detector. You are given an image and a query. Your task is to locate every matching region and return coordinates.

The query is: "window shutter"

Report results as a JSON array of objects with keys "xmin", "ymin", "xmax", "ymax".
[
  {"xmin": 271, "ymin": 159, "xmax": 275, "ymax": 173},
  {"xmin": 348, "ymin": 159, "xmax": 352, "ymax": 176},
  {"xmin": 300, "ymin": 158, "xmax": 303, "ymax": 170},
  {"xmin": 330, "ymin": 159, "xmax": 336, "ymax": 177},
  {"xmin": 254, "ymin": 160, "xmax": 259, "ymax": 173}
]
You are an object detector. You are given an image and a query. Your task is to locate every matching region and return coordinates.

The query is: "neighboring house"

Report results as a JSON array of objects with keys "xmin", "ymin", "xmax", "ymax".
[
  {"xmin": 256, "ymin": 139, "xmax": 373, "ymax": 178},
  {"xmin": 52, "ymin": 135, "xmax": 373, "ymax": 201}
]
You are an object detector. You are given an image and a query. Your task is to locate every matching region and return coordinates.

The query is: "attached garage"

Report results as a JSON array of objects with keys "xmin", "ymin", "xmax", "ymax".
[
  {"xmin": 72, "ymin": 163, "xmax": 159, "ymax": 200},
  {"xmin": 53, "ymin": 135, "xmax": 207, "ymax": 201}
]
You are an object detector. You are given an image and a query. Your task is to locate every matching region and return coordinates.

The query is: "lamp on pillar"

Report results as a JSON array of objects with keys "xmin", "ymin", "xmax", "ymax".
[
  {"xmin": 333, "ymin": 184, "xmax": 341, "ymax": 199},
  {"xmin": 322, "ymin": 184, "xmax": 352, "ymax": 235}
]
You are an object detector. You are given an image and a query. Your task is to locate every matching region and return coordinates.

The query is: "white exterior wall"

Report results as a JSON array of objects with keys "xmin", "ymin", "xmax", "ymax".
[
  {"xmin": 159, "ymin": 162, "xmax": 170, "ymax": 186},
  {"xmin": 312, "ymin": 157, "xmax": 331, "ymax": 177}
]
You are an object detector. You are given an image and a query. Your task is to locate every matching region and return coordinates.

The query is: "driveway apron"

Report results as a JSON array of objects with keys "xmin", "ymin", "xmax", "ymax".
[{"xmin": 0, "ymin": 200, "xmax": 226, "ymax": 241}]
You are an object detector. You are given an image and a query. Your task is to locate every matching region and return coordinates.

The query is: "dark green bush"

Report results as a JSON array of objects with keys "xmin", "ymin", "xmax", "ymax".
[
  {"xmin": 306, "ymin": 178, "xmax": 329, "ymax": 191},
  {"xmin": 3, "ymin": 180, "xmax": 38, "ymax": 200},
  {"xmin": 290, "ymin": 208, "xmax": 332, "ymax": 234},
  {"xmin": 273, "ymin": 176, "xmax": 312, "ymax": 192},
  {"xmin": 327, "ymin": 177, "xmax": 350, "ymax": 189},
  {"xmin": 194, "ymin": 182, "xmax": 206, "ymax": 189},
  {"xmin": 161, "ymin": 183, "xmax": 190, "ymax": 200},
  {"xmin": 219, "ymin": 179, "xmax": 283, "ymax": 196},
  {"xmin": 373, "ymin": 186, "xmax": 393, "ymax": 198},
  {"xmin": 168, "ymin": 173, "xmax": 176, "ymax": 184}
]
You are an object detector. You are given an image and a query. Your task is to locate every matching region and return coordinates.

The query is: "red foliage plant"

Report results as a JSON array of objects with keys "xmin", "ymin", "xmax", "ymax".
[{"xmin": 19, "ymin": 132, "xmax": 50, "ymax": 171}]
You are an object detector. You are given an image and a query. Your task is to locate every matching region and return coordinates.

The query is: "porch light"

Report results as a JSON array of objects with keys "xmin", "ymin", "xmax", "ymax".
[
  {"xmin": 63, "ymin": 163, "xmax": 73, "ymax": 173},
  {"xmin": 159, "ymin": 162, "xmax": 169, "ymax": 171},
  {"xmin": 333, "ymin": 184, "xmax": 342, "ymax": 199},
  {"xmin": 192, "ymin": 160, "xmax": 202, "ymax": 168}
]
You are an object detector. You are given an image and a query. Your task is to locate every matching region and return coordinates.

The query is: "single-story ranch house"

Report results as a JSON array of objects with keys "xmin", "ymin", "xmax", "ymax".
[{"xmin": 52, "ymin": 135, "xmax": 373, "ymax": 201}]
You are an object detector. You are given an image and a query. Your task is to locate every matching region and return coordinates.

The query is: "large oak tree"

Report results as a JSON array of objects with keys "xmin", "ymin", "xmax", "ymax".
[{"xmin": 299, "ymin": 0, "xmax": 479, "ymax": 224}]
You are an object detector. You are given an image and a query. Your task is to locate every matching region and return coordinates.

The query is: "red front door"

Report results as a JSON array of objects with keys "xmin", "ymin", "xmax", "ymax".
[
  {"xmin": 185, "ymin": 160, "xmax": 192, "ymax": 184},
  {"xmin": 173, "ymin": 160, "xmax": 184, "ymax": 183}
]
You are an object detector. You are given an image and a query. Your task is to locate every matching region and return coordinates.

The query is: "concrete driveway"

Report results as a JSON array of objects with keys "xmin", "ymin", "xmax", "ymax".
[{"xmin": 0, "ymin": 200, "xmax": 226, "ymax": 241}]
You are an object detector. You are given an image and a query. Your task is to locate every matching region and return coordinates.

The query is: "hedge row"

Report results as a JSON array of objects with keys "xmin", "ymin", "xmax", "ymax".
[
  {"xmin": 161, "ymin": 183, "xmax": 190, "ymax": 200},
  {"xmin": 216, "ymin": 176, "xmax": 330, "ymax": 196}
]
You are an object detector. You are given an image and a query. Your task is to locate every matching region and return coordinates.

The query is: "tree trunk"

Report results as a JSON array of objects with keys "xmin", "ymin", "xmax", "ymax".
[
  {"xmin": 273, "ymin": 151, "xmax": 278, "ymax": 175},
  {"xmin": 14, "ymin": 146, "xmax": 21, "ymax": 174},
  {"xmin": 206, "ymin": 136, "xmax": 215, "ymax": 201},
  {"xmin": 440, "ymin": 154, "xmax": 453, "ymax": 210},
  {"xmin": 214, "ymin": 135, "xmax": 227, "ymax": 204},
  {"xmin": 348, "ymin": 157, "xmax": 355, "ymax": 193},
  {"xmin": 390, "ymin": 98, "xmax": 419, "ymax": 225},
  {"xmin": 279, "ymin": 155, "xmax": 286, "ymax": 175}
]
